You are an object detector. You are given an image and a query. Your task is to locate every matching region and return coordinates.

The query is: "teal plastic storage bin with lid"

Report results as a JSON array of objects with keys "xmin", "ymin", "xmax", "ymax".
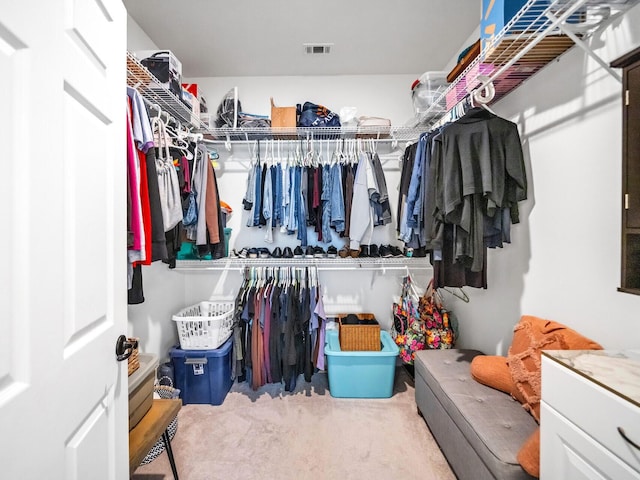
[
  {"xmin": 170, "ymin": 336, "xmax": 234, "ymax": 405},
  {"xmin": 325, "ymin": 329, "xmax": 399, "ymax": 398}
]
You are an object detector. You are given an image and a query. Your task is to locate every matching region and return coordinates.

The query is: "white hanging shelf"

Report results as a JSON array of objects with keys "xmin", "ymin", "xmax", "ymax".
[{"xmin": 420, "ymin": 0, "xmax": 640, "ymax": 127}]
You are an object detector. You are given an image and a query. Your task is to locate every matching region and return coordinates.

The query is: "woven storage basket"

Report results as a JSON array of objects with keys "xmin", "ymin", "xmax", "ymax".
[
  {"xmin": 172, "ymin": 301, "xmax": 235, "ymax": 350},
  {"xmin": 140, "ymin": 378, "xmax": 180, "ymax": 466},
  {"xmin": 337, "ymin": 313, "xmax": 381, "ymax": 351},
  {"xmin": 127, "ymin": 338, "xmax": 140, "ymax": 376}
]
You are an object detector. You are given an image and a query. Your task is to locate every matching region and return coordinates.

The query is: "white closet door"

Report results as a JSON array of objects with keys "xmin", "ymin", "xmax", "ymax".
[{"xmin": 0, "ymin": 0, "xmax": 128, "ymax": 478}]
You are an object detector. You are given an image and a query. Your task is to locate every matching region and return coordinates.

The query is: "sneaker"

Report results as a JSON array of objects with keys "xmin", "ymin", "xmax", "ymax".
[
  {"xmin": 259, "ymin": 248, "xmax": 271, "ymax": 259},
  {"xmin": 390, "ymin": 245, "xmax": 404, "ymax": 257},
  {"xmin": 283, "ymin": 247, "xmax": 294, "ymax": 258},
  {"xmin": 327, "ymin": 246, "xmax": 338, "ymax": 258},
  {"xmin": 369, "ymin": 245, "xmax": 380, "ymax": 258},
  {"xmin": 305, "ymin": 246, "xmax": 315, "ymax": 258},
  {"xmin": 248, "ymin": 248, "xmax": 259, "ymax": 259},
  {"xmin": 272, "ymin": 247, "xmax": 282, "ymax": 258},
  {"xmin": 314, "ymin": 246, "xmax": 326, "ymax": 258},
  {"xmin": 413, "ymin": 246, "xmax": 426, "ymax": 258},
  {"xmin": 379, "ymin": 245, "xmax": 393, "ymax": 258},
  {"xmin": 235, "ymin": 248, "xmax": 248, "ymax": 259},
  {"xmin": 293, "ymin": 246, "xmax": 304, "ymax": 258}
]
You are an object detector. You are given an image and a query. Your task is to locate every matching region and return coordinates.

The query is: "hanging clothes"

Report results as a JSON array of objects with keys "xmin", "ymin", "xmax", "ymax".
[{"xmin": 233, "ymin": 266, "xmax": 324, "ymax": 391}]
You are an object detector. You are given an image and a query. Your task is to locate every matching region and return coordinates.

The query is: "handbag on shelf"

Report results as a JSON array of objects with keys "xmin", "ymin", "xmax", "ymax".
[{"xmin": 418, "ymin": 279, "xmax": 457, "ymax": 350}]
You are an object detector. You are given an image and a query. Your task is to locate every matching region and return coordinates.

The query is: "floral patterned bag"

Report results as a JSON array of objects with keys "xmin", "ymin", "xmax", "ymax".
[
  {"xmin": 392, "ymin": 276, "xmax": 427, "ymax": 365},
  {"xmin": 418, "ymin": 280, "xmax": 457, "ymax": 350}
]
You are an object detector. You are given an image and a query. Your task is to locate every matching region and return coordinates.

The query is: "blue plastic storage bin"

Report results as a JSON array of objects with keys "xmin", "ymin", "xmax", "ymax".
[
  {"xmin": 325, "ymin": 329, "xmax": 399, "ymax": 398},
  {"xmin": 170, "ymin": 336, "xmax": 233, "ymax": 405}
]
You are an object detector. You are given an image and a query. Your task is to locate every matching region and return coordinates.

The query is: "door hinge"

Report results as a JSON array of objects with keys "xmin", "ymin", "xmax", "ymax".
[
  {"xmin": 625, "ymin": 193, "xmax": 630, "ymax": 209},
  {"xmin": 625, "ymin": 90, "xmax": 630, "ymax": 106}
]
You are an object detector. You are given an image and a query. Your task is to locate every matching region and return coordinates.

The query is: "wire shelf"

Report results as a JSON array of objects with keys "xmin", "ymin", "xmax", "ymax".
[
  {"xmin": 127, "ymin": 52, "xmax": 208, "ymax": 130},
  {"xmin": 127, "ymin": 52, "xmax": 425, "ymax": 143},
  {"xmin": 175, "ymin": 256, "xmax": 432, "ymax": 271},
  {"xmin": 420, "ymin": 0, "xmax": 639, "ymax": 127},
  {"xmin": 201, "ymin": 125, "xmax": 424, "ymax": 143}
]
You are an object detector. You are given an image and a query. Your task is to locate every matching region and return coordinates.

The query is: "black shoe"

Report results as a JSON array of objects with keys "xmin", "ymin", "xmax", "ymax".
[
  {"xmin": 413, "ymin": 246, "xmax": 426, "ymax": 258},
  {"xmin": 293, "ymin": 246, "xmax": 304, "ymax": 258},
  {"xmin": 305, "ymin": 246, "xmax": 315, "ymax": 258},
  {"xmin": 283, "ymin": 247, "xmax": 294, "ymax": 258},
  {"xmin": 379, "ymin": 245, "xmax": 392, "ymax": 258},
  {"xmin": 272, "ymin": 247, "xmax": 282, "ymax": 258},
  {"xmin": 314, "ymin": 246, "xmax": 326, "ymax": 258},
  {"xmin": 360, "ymin": 245, "xmax": 370, "ymax": 258},
  {"xmin": 259, "ymin": 248, "xmax": 271, "ymax": 259},
  {"xmin": 327, "ymin": 246, "xmax": 338, "ymax": 258},
  {"xmin": 248, "ymin": 248, "xmax": 258, "ymax": 259},
  {"xmin": 235, "ymin": 247, "xmax": 248, "ymax": 259},
  {"xmin": 390, "ymin": 245, "xmax": 403, "ymax": 257},
  {"xmin": 369, "ymin": 245, "xmax": 380, "ymax": 257}
]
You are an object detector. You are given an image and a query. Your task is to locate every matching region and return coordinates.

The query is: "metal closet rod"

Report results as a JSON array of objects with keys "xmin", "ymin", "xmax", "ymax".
[{"xmin": 199, "ymin": 137, "xmax": 413, "ymax": 145}]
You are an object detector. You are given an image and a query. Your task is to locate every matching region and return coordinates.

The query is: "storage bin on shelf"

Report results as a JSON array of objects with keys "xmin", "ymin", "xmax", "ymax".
[
  {"xmin": 170, "ymin": 336, "xmax": 234, "ymax": 405},
  {"xmin": 337, "ymin": 313, "xmax": 381, "ymax": 351},
  {"xmin": 172, "ymin": 301, "xmax": 234, "ymax": 350},
  {"xmin": 325, "ymin": 329, "xmax": 399, "ymax": 398}
]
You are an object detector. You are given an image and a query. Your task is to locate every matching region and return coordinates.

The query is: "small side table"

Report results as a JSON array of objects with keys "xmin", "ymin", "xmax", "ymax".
[{"xmin": 129, "ymin": 398, "xmax": 182, "ymax": 479}]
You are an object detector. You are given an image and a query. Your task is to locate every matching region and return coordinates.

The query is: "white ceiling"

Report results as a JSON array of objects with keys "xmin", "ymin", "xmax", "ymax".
[{"xmin": 124, "ymin": 0, "xmax": 481, "ymax": 78}]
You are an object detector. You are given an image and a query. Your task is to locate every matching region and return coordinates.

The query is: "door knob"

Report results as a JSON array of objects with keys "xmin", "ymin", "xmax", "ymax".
[{"xmin": 115, "ymin": 335, "xmax": 138, "ymax": 361}]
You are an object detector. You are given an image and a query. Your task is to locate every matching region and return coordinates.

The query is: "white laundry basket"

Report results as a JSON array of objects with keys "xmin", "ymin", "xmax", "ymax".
[{"xmin": 172, "ymin": 301, "xmax": 235, "ymax": 350}]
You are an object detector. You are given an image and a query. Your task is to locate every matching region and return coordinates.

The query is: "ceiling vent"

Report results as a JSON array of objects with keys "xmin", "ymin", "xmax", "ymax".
[{"xmin": 304, "ymin": 43, "xmax": 332, "ymax": 55}]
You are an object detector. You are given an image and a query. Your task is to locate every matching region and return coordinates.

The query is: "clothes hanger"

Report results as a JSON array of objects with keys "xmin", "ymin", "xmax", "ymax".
[{"xmin": 440, "ymin": 286, "xmax": 470, "ymax": 303}]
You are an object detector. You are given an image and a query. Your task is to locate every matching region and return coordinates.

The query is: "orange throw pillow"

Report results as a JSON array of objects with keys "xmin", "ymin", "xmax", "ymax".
[
  {"xmin": 518, "ymin": 428, "xmax": 540, "ymax": 478},
  {"xmin": 470, "ymin": 355, "xmax": 514, "ymax": 394},
  {"xmin": 507, "ymin": 315, "xmax": 602, "ymax": 421}
]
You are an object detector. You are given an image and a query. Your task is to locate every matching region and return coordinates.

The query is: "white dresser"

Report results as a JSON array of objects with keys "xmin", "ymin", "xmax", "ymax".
[{"xmin": 541, "ymin": 350, "xmax": 640, "ymax": 479}]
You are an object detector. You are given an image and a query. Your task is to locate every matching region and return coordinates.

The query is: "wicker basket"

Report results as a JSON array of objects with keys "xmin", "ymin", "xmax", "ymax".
[
  {"xmin": 140, "ymin": 378, "xmax": 180, "ymax": 466},
  {"xmin": 337, "ymin": 313, "xmax": 381, "ymax": 351},
  {"xmin": 127, "ymin": 337, "xmax": 140, "ymax": 376},
  {"xmin": 172, "ymin": 301, "xmax": 235, "ymax": 350}
]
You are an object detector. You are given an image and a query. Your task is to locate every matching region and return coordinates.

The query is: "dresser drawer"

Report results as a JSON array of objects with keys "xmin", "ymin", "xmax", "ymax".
[
  {"xmin": 542, "ymin": 355, "xmax": 640, "ymax": 472},
  {"xmin": 541, "ymin": 403, "xmax": 640, "ymax": 480}
]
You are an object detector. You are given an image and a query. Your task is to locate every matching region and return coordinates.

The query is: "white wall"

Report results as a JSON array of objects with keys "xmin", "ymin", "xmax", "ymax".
[
  {"xmin": 445, "ymin": 4, "xmax": 640, "ymax": 355},
  {"xmin": 126, "ymin": 13, "xmax": 158, "ymax": 51},
  {"xmin": 187, "ymin": 74, "xmax": 418, "ymax": 126}
]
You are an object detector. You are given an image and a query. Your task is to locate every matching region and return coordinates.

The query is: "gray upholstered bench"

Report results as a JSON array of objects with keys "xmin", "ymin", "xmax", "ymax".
[{"xmin": 414, "ymin": 349, "xmax": 537, "ymax": 480}]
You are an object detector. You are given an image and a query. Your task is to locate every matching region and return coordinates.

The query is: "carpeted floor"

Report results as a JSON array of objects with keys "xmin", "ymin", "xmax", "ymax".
[{"xmin": 132, "ymin": 366, "xmax": 455, "ymax": 480}]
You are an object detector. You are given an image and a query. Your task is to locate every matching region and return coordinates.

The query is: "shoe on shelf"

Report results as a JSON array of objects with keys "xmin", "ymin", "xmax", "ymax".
[
  {"xmin": 413, "ymin": 246, "xmax": 427, "ymax": 258},
  {"xmin": 305, "ymin": 246, "xmax": 315, "ymax": 258},
  {"xmin": 314, "ymin": 246, "xmax": 326, "ymax": 258},
  {"xmin": 369, "ymin": 245, "xmax": 380, "ymax": 258},
  {"xmin": 390, "ymin": 245, "xmax": 404, "ymax": 257},
  {"xmin": 272, "ymin": 247, "xmax": 283, "ymax": 258},
  {"xmin": 359, "ymin": 245, "xmax": 370, "ymax": 258},
  {"xmin": 258, "ymin": 248, "xmax": 271, "ymax": 259},
  {"xmin": 283, "ymin": 247, "xmax": 294, "ymax": 259},
  {"xmin": 293, "ymin": 246, "xmax": 304, "ymax": 258},
  {"xmin": 234, "ymin": 248, "xmax": 248, "ymax": 259},
  {"xmin": 338, "ymin": 247, "xmax": 349, "ymax": 258},
  {"xmin": 248, "ymin": 248, "xmax": 259, "ymax": 259},
  {"xmin": 379, "ymin": 245, "xmax": 393, "ymax": 258},
  {"xmin": 349, "ymin": 248, "xmax": 361, "ymax": 258},
  {"xmin": 327, "ymin": 246, "xmax": 338, "ymax": 258}
]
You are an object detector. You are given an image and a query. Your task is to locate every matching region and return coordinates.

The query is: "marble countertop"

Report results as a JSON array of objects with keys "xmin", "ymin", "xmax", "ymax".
[{"xmin": 542, "ymin": 350, "xmax": 640, "ymax": 408}]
